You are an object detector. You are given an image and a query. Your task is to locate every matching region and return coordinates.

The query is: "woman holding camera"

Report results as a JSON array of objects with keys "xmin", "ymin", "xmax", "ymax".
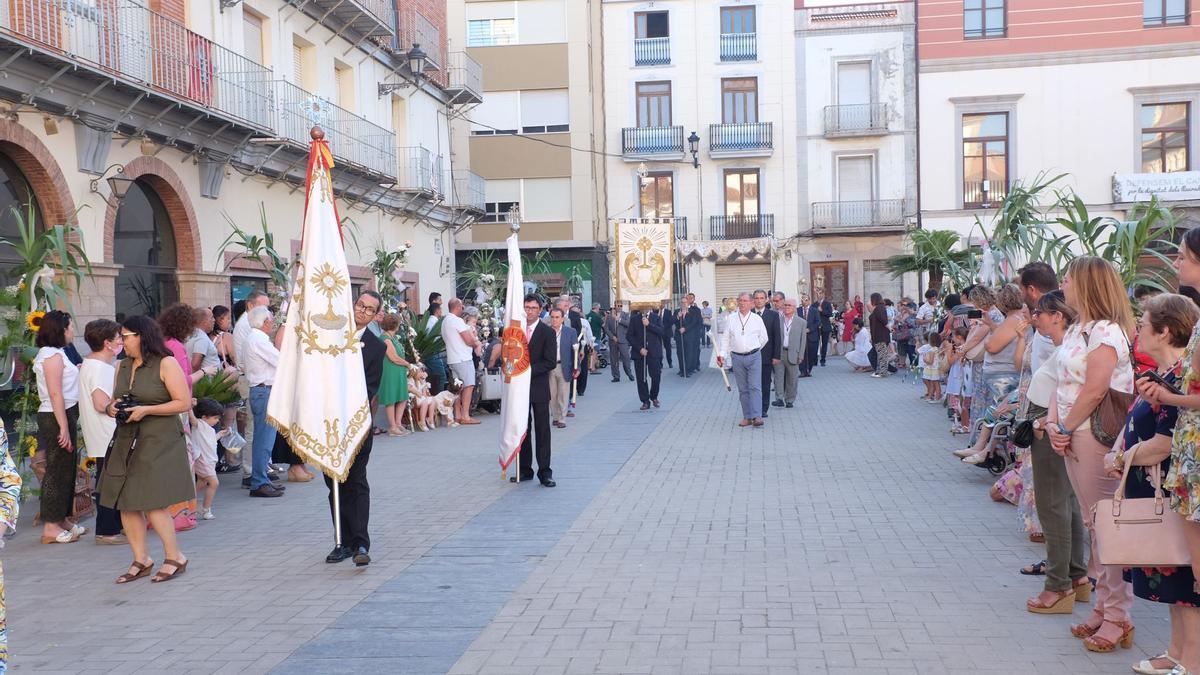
[
  {"xmin": 99, "ymin": 316, "xmax": 194, "ymax": 584},
  {"xmin": 1046, "ymin": 256, "xmax": 1136, "ymax": 652}
]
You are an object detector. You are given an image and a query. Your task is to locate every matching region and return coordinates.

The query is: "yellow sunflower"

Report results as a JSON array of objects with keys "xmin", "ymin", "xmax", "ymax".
[
  {"xmin": 25, "ymin": 310, "xmax": 45, "ymax": 332},
  {"xmin": 83, "ymin": 457, "xmax": 97, "ymax": 471}
]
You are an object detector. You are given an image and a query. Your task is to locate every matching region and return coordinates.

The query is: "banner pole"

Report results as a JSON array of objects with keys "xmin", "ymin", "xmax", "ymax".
[{"xmin": 332, "ymin": 480, "xmax": 342, "ymax": 547}]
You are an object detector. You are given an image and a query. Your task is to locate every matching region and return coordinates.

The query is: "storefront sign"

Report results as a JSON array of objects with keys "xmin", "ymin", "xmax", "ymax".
[{"xmin": 1112, "ymin": 171, "xmax": 1200, "ymax": 203}]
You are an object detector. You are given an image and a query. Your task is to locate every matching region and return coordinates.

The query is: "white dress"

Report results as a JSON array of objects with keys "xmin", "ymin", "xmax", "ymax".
[{"xmin": 845, "ymin": 328, "xmax": 873, "ymax": 369}]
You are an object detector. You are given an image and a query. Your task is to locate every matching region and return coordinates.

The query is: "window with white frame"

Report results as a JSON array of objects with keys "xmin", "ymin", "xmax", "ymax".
[
  {"xmin": 468, "ymin": 18, "xmax": 517, "ymax": 46},
  {"xmin": 482, "ymin": 179, "xmax": 520, "ymax": 222},
  {"xmin": 520, "ymin": 90, "xmax": 570, "ymax": 134},
  {"xmin": 482, "ymin": 201, "xmax": 521, "ymax": 222}
]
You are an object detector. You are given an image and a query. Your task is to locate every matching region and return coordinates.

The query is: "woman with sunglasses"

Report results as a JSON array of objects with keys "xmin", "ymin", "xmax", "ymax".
[{"xmin": 99, "ymin": 316, "xmax": 194, "ymax": 584}]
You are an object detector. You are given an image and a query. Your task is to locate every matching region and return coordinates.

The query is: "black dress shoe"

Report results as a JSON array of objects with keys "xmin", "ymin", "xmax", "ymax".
[
  {"xmin": 640, "ymin": 402, "xmax": 650, "ymax": 410},
  {"xmin": 611, "ymin": 377, "xmax": 620, "ymax": 382},
  {"xmin": 326, "ymin": 545, "xmax": 351, "ymax": 563},
  {"xmin": 772, "ymin": 399, "xmax": 784, "ymax": 407},
  {"xmin": 652, "ymin": 399, "xmax": 660, "ymax": 408},
  {"xmin": 761, "ymin": 411, "xmax": 769, "ymax": 419},
  {"xmin": 785, "ymin": 402, "xmax": 794, "ymax": 408},
  {"xmin": 519, "ymin": 473, "xmax": 536, "ymax": 482},
  {"xmin": 353, "ymin": 546, "xmax": 371, "ymax": 567},
  {"xmin": 540, "ymin": 478, "xmax": 556, "ymax": 488}
]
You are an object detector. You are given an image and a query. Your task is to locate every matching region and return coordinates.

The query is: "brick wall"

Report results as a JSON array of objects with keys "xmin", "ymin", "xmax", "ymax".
[
  {"xmin": 148, "ymin": 0, "xmax": 185, "ymax": 23},
  {"xmin": 397, "ymin": 0, "xmax": 449, "ymax": 88}
]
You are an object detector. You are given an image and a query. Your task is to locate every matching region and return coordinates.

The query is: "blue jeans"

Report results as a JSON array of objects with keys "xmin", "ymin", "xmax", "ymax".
[{"xmin": 249, "ymin": 386, "xmax": 277, "ymax": 489}]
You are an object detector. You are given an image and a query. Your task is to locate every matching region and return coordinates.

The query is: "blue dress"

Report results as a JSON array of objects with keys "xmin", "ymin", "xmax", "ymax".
[{"xmin": 1120, "ymin": 367, "xmax": 1200, "ymax": 605}]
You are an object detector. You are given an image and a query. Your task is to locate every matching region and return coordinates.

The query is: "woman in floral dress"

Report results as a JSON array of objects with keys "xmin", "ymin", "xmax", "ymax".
[{"xmin": 0, "ymin": 428, "xmax": 22, "ymax": 673}]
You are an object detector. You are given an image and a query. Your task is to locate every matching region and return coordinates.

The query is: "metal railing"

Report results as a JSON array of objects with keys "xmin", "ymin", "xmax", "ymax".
[
  {"xmin": 350, "ymin": 0, "xmax": 397, "ymax": 31},
  {"xmin": 0, "ymin": 0, "xmax": 273, "ymax": 129},
  {"xmin": 823, "ymin": 103, "xmax": 889, "ymax": 136},
  {"xmin": 447, "ymin": 51, "xmax": 482, "ymax": 103},
  {"xmin": 622, "ymin": 126, "xmax": 684, "ymax": 155},
  {"xmin": 708, "ymin": 214, "xmax": 774, "ymax": 240},
  {"xmin": 963, "ymin": 180, "xmax": 1008, "ymax": 208},
  {"xmin": 396, "ymin": 147, "xmax": 438, "ymax": 193},
  {"xmin": 709, "ymin": 122, "xmax": 773, "ymax": 153},
  {"xmin": 719, "ymin": 32, "xmax": 756, "ymax": 61},
  {"xmin": 811, "ymin": 200, "xmax": 905, "ymax": 230},
  {"xmin": 451, "ymin": 170, "xmax": 485, "ymax": 212},
  {"xmin": 273, "ymin": 80, "xmax": 395, "ymax": 178},
  {"xmin": 673, "ymin": 216, "xmax": 688, "ymax": 240},
  {"xmin": 633, "ymin": 37, "xmax": 670, "ymax": 66}
]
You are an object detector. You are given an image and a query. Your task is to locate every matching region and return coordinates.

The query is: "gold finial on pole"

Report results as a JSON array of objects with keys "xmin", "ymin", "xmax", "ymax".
[{"xmin": 310, "ymin": 126, "xmax": 325, "ymax": 141}]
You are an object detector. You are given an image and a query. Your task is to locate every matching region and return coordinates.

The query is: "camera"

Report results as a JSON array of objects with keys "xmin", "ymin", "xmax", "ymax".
[{"xmin": 114, "ymin": 393, "xmax": 139, "ymax": 424}]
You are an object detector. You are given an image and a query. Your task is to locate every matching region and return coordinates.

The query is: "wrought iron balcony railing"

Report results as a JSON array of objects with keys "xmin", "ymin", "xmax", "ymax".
[
  {"xmin": 708, "ymin": 122, "xmax": 773, "ymax": 155},
  {"xmin": 273, "ymin": 80, "xmax": 395, "ymax": 178},
  {"xmin": 709, "ymin": 214, "xmax": 774, "ymax": 240},
  {"xmin": 963, "ymin": 180, "xmax": 1009, "ymax": 209},
  {"xmin": 0, "ymin": 0, "xmax": 274, "ymax": 130},
  {"xmin": 823, "ymin": 103, "xmax": 889, "ymax": 136},
  {"xmin": 622, "ymin": 126, "xmax": 684, "ymax": 156},
  {"xmin": 673, "ymin": 216, "xmax": 688, "ymax": 240},
  {"xmin": 811, "ymin": 200, "xmax": 906, "ymax": 231},
  {"xmin": 288, "ymin": 0, "xmax": 395, "ymax": 39},
  {"xmin": 396, "ymin": 147, "xmax": 440, "ymax": 194},
  {"xmin": 451, "ymin": 170, "xmax": 485, "ymax": 213},
  {"xmin": 633, "ymin": 37, "xmax": 670, "ymax": 66},
  {"xmin": 446, "ymin": 52, "xmax": 482, "ymax": 105},
  {"xmin": 719, "ymin": 32, "xmax": 756, "ymax": 61}
]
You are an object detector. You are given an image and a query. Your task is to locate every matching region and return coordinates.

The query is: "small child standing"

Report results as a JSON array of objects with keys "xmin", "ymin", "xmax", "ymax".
[
  {"xmin": 922, "ymin": 333, "xmax": 944, "ymax": 403},
  {"xmin": 190, "ymin": 398, "xmax": 226, "ymax": 520}
]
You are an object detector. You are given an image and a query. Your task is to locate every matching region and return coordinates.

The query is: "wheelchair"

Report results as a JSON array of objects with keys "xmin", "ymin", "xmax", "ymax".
[{"xmin": 970, "ymin": 417, "xmax": 1018, "ymax": 476}]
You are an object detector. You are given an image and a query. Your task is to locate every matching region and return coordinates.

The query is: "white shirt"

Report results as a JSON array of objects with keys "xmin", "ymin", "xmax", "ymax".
[
  {"xmin": 578, "ymin": 319, "xmax": 595, "ymax": 348},
  {"xmin": 190, "ymin": 422, "xmax": 218, "ymax": 465},
  {"xmin": 781, "ymin": 315, "xmax": 794, "ymax": 348},
  {"xmin": 1027, "ymin": 347, "xmax": 1060, "ymax": 409},
  {"xmin": 243, "ymin": 329, "xmax": 280, "ymax": 386},
  {"xmin": 33, "ymin": 346, "xmax": 78, "ymax": 412},
  {"xmin": 720, "ymin": 310, "xmax": 769, "ymax": 358},
  {"xmin": 916, "ymin": 302, "xmax": 936, "ymax": 327},
  {"xmin": 186, "ymin": 328, "xmax": 220, "ymax": 371},
  {"xmin": 440, "ymin": 312, "xmax": 473, "ymax": 364},
  {"xmin": 554, "ymin": 327, "xmax": 563, "ymax": 364},
  {"xmin": 1030, "ymin": 330, "xmax": 1056, "ymax": 374},
  {"xmin": 232, "ymin": 312, "xmax": 253, "ymax": 372},
  {"xmin": 78, "ymin": 358, "xmax": 116, "ymax": 458}
]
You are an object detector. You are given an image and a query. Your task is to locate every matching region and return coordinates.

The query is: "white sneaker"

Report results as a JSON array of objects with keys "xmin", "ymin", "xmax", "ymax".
[
  {"xmin": 962, "ymin": 453, "xmax": 988, "ymax": 465},
  {"xmin": 871, "ymin": 373, "xmax": 882, "ymax": 378},
  {"xmin": 202, "ymin": 509, "xmax": 215, "ymax": 520}
]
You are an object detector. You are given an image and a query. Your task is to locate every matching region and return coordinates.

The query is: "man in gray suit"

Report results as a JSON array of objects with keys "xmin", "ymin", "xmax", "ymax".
[
  {"xmin": 772, "ymin": 297, "xmax": 806, "ymax": 409},
  {"xmin": 604, "ymin": 304, "xmax": 633, "ymax": 382}
]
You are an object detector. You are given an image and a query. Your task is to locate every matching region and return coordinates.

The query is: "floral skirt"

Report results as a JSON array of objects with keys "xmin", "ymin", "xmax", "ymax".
[
  {"xmin": 1165, "ymin": 429, "xmax": 1200, "ymax": 522},
  {"xmin": 969, "ymin": 369, "xmax": 1017, "ymax": 445}
]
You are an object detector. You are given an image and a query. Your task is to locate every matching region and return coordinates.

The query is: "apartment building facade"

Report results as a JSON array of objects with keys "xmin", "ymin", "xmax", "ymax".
[
  {"xmin": 795, "ymin": 0, "xmax": 917, "ymax": 305},
  {"xmin": 450, "ymin": 0, "xmax": 608, "ymax": 309},
  {"xmin": 918, "ymin": 0, "xmax": 1200, "ymax": 240},
  {"xmin": 602, "ymin": 0, "xmax": 800, "ymax": 306},
  {"xmin": 0, "ymin": 0, "xmax": 483, "ymax": 325}
]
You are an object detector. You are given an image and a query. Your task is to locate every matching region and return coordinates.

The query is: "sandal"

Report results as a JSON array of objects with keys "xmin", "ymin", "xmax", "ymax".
[
  {"xmin": 1083, "ymin": 620, "xmax": 1134, "ymax": 652},
  {"xmin": 1029, "ymin": 532, "xmax": 1045, "ymax": 543},
  {"xmin": 1073, "ymin": 577, "xmax": 1093, "ymax": 603},
  {"xmin": 1070, "ymin": 611, "xmax": 1104, "ymax": 639},
  {"xmin": 1020, "ymin": 560, "xmax": 1046, "ymax": 576},
  {"xmin": 40, "ymin": 529, "xmax": 80, "ymax": 544},
  {"xmin": 1027, "ymin": 589, "xmax": 1075, "ymax": 614},
  {"xmin": 1133, "ymin": 653, "xmax": 1180, "ymax": 675},
  {"xmin": 116, "ymin": 559, "xmax": 154, "ymax": 584},
  {"xmin": 151, "ymin": 558, "xmax": 188, "ymax": 583}
]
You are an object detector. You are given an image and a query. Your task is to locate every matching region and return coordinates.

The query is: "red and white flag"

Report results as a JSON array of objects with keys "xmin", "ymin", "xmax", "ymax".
[
  {"xmin": 498, "ymin": 232, "xmax": 530, "ymax": 471},
  {"xmin": 268, "ymin": 130, "xmax": 371, "ymax": 482}
]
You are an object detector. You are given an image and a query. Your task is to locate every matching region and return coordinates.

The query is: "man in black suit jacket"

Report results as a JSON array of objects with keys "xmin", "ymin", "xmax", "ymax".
[
  {"xmin": 752, "ymin": 289, "xmax": 781, "ymax": 416},
  {"xmin": 326, "ymin": 290, "xmax": 386, "ymax": 567},
  {"xmin": 682, "ymin": 293, "xmax": 704, "ymax": 375},
  {"xmin": 658, "ymin": 299, "xmax": 675, "ymax": 370},
  {"xmin": 520, "ymin": 294, "xmax": 556, "ymax": 487},
  {"xmin": 818, "ymin": 293, "xmax": 834, "ymax": 367},
  {"xmin": 803, "ymin": 297, "xmax": 822, "ymax": 377},
  {"xmin": 627, "ymin": 307, "xmax": 664, "ymax": 410}
]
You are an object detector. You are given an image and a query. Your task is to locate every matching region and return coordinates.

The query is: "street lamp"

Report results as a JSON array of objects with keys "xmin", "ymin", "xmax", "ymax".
[
  {"xmin": 89, "ymin": 163, "xmax": 133, "ymax": 206},
  {"xmin": 687, "ymin": 130, "xmax": 700, "ymax": 168},
  {"xmin": 378, "ymin": 43, "xmax": 429, "ymax": 97}
]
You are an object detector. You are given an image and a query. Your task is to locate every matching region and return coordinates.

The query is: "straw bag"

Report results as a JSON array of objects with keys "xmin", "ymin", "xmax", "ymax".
[{"xmin": 1092, "ymin": 443, "xmax": 1192, "ymax": 567}]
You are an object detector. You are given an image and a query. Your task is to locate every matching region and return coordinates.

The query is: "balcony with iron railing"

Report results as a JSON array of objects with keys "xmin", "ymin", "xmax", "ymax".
[
  {"xmin": 673, "ymin": 216, "xmax": 689, "ymax": 240},
  {"xmin": 395, "ymin": 147, "xmax": 442, "ymax": 195},
  {"xmin": 446, "ymin": 52, "xmax": 482, "ymax": 105},
  {"xmin": 708, "ymin": 122, "xmax": 773, "ymax": 157},
  {"xmin": 622, "ymin": 126, "xmax": 685, "ymax": 158},
  {"xmin": 708, "ymin": 214, "xmax": 774, "ymax": 240},
  {"xmin": 823, "ymin": 103, "xmax": 889, "ymax": 137},
  {"xmin": 811, "ymin": 200, "xmax": 906, "ymax": 233},
  {"xmin": 719, "ymin": 32, "xmax": 756, "ymax": 61},
  {"xmin": 451, "ymin": 169, "xmax": 486, "ymax": 213},
  {"xmin": 0, "ymin": 0, "xmax": 274, "ymax": 131},
  {"xmin": 273, "ymin": 80, "xmax": 395, "ymax": 179},
  {"xmin": 633, "ymin": 37, "xmax": 670, "ymax": 66},
  {"xmin": 288, "ymin": 0, "xmax": 395, "ymax": 40},
  {"xmin": 963, "ymin": 180, "xmax": 1009, "ymax": 209}
]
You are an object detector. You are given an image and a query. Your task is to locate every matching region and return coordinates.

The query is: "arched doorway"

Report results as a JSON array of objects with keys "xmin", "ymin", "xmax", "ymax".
[
  {"xmin": 0, "ymin": 150, "xmax": 41, "ymax": 286},
  {"xmin": 114, "ymin": 179, "xmax": 178, "ymax": 318}
]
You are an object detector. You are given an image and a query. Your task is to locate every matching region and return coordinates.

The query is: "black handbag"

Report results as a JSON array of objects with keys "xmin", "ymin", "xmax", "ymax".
[{"xmin": 1010, "ymin": 419, "xmax": 1035, "ymax": 448}]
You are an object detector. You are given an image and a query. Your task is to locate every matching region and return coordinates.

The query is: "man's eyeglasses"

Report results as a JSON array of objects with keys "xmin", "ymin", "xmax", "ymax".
[{"xmin": 354, "ymin": 302, "xmax": 380, "ymax": 313}]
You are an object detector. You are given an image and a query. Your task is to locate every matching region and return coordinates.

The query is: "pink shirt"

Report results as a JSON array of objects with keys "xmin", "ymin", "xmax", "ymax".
[{"xmin": 165, "ymin": 337, "xmax": 193, "ymax": 393}]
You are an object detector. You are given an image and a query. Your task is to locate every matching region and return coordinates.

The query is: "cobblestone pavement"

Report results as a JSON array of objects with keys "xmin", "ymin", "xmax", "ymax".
[{"xmin": 6, "ymin": 358, "xmax": 1175, "ymax": 674}]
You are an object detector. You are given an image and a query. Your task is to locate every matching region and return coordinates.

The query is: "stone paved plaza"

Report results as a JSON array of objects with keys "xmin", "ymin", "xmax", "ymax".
[{"xmin": 5, "ymin": 356, "xmax": 1176, "ymax": 674}]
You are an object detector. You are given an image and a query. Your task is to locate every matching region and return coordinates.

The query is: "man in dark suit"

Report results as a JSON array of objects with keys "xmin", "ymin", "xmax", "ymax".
[
  {"xmin": 627, "ymin": 307, "xmax": 664, "ymax": 410},
  {"xmin": 803, "ymin": 297, "xmax": 822, "ymax": 378},
  {"xmin": 681, "ymin": 293, "xmax": 704, "ymax": 375},
  {"xmin": 658, "ymin": 299, "xmax": 675, "ymax": 370},
  {"xmin": 520, "ymin": 294, "xmax": 556, "ymax": 487},
  {"xmin": 751, "ymin": 289, "xmax": 781, "ymax": 416},
  {"xmin": 326, "ymin": 290, "xmax": 386, "ymax": 567},
  {"xmin": 818, "ymin": 292, "xmax": 834, "ymax": 366}
]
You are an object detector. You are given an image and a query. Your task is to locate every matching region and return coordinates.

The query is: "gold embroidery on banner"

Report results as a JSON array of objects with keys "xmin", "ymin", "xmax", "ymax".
[
  {"xmin": 293, "ymin": 263, "xmax": 359, "ymax": 356},
  {"xmin": 268, "ymin": 404, "xmax": 371, "ymax": 479}
]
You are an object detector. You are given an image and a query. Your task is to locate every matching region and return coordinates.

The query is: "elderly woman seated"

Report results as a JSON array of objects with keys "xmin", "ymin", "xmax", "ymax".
[{"xmin": 954, "ymin": 389, "xmax": 1021, "ymax": 464}]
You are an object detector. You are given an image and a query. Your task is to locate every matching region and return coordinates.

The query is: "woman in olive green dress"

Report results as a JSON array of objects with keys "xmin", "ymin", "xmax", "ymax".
[
  {"xmin": 100, "ymin": 316, "xmax": 195, "ymax": 584},
  {"xmin": 378, "ymin": 313, "xmax": 414, "ymax": 436}
]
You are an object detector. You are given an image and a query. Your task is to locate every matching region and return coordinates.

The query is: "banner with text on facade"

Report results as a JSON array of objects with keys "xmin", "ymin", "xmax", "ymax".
[{"xmin": 612, "ymin": 218, "xmax": 673, "ymax": 307}]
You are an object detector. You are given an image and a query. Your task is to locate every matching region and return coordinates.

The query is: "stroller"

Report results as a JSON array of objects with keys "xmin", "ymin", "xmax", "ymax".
[{"xmin": 593, "ymin": 340, "xmax": 610, "ymax": 370}]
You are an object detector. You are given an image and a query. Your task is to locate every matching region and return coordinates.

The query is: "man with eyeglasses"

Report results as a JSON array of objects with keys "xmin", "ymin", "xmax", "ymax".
[
  {"xmin": 325, "ymin": 290, "xmax": 387, "ymax": 566},
  {"xmin": 520, "ymin": 294, "xmax": 557, "ymax": 487}
]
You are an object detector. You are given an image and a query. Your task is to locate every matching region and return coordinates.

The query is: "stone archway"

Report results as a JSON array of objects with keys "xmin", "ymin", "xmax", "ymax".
[
  {"xmin": 102, "ymin": 156, "xmax": 201, "ymax": 271},
  {"xmin": 0, "ymin": 118, "xmax": 76, "ymax": 228}
]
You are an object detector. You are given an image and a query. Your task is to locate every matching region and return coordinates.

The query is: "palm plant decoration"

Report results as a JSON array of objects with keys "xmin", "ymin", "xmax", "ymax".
[
  {"xmin": 456, "ymin": 249, "xmax": 505, "ymax": 300},
  {"xmin": 408, "ymin": 320, "xmax": 446, "ymax": 366},
  {"xmin": 370, "ymin": 240, "xmax": 411, "ymax": 311},
  {"xmin": 0, "ymin": 203, "xmax": 91, "ymax": 312},
  {"xmin": 971, "ymin": 173, "xmax": 1070, "ymax": 280},
  {"xmin": 1100, "ymin": 196, "xmax": 1179, "ymax": 296},
  {"xmin": 886, "ymin": 229, "xmax": 973, "ymax": 292},
  {"xmin": 216, "ymin": 204, "xmax": 293, "ymax": 300},
  {"xmin": 193, "ymin": 370, "xmax": 240, "ymax": 405}
]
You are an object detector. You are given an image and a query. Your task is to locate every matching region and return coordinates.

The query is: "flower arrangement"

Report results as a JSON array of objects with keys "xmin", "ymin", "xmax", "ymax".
[{"xmin": 24, "ymin": 310, "xmax": 43, "ymax": 333}]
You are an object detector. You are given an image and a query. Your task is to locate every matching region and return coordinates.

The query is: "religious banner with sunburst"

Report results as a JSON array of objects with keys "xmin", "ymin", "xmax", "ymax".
[
  {"xmin": 267, "ymin": 128, "xmax": 371, "ymax": 483},
  {"xmin": 613, "ymin": 218, "xmax": 673, "ymax": 307}
]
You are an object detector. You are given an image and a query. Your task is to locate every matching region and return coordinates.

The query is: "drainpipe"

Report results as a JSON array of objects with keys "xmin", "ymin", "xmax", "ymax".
[{"xmin": 913, "ymin": 0, "xmax": 925, "ymax": 299}]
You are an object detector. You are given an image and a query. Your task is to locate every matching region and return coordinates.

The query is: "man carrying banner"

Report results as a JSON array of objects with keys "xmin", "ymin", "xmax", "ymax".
[{"xmin": 521, "ymin": 294, "xmax": 557, "ymax": 487}]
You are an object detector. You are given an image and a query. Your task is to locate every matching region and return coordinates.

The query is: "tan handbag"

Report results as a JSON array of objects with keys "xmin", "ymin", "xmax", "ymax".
[
  {"xmin": 1082, "ymin": 325, "xmax": 1137, "ymax": 446},
  {"xmin": 1092, "ymin": 443, "xmax": 1192, "ymax": 567}
]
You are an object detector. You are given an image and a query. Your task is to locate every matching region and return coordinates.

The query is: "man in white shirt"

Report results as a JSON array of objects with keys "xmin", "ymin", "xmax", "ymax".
[
  {"xmin": 717, "ymin": 292, "xmax": 770, "ymax": 427},
  {"xmin": 232, "ymin": 290, "xmax": 270, "ymax": 478},
  {"xmin": 440, "ymin": 298, "xmax": 481, "ymax": 425},
  {"xmin": 243, "ymin": 305, "xmax": 283, "ymax": 498},
  {"xmin": 915, "ymin": 290, "xmax": 939, "ymax": 337}
]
